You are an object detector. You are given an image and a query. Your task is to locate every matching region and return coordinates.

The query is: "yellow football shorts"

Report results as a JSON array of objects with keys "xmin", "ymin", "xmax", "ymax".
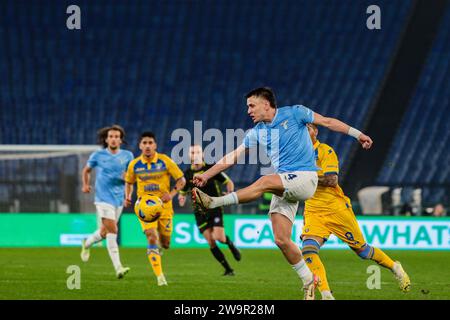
[
  {"xmin": 136, "ymin": 202, "xmax": 174, "ymax": 238},
  {"xmin": 302, "ymin": 206, "xmax": 366, "ymax": 250}
]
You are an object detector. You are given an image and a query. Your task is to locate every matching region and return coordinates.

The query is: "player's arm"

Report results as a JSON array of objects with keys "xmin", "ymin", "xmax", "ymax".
[
  {"xmin": 214, "ymin": 170, "xmax": 234, "ymax": 194},
  {"xmin": 82, "ymin": 152, "xmax": 98, "ymax": 193},
  {"xmin": 225, "ymin": 178, "xmax": 235, "ymax": 194},
  {"xmin": 318, "ymin": 174, "xmax": 338, "ymax": 187},
  {"xmin": 123, "ymin": 160, "xmax": 136, "ymax": 207},
  {"xmin": 82, "ymin": 166, "xmax": 93, "ymax": 193},
  {"xmin": 193, "ymin": 144, "xmax": 246, "ymax": 187},
  {"xmin": 124, "ymin": 182, "xmax": 134, "ymax": 207},
  {"xmin": 162, "ymin": 156, "xmax": 187, "ymax": 203},
  {"xmin": 178, "ymin": 171, "xmax": 191, "ymax": 207},
  {"xmin": 168, "ymin": 176, "xmax": 186, "ymax": 201},
  {"xmin": 313, "ymin": 112, "xmax": 373, "ymax": 149}
]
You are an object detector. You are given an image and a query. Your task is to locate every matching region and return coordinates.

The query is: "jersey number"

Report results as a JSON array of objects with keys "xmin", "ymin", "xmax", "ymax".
[{"xmin": 287, "ymin": 174, "xmax": 297, "ymax": 180}]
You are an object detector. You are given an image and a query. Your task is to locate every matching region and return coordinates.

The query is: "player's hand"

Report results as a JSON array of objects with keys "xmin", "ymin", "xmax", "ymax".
[
  {"xmin": 161, "ymin": 193, "xmax": 172, "ymax": 203},
  {"xmin": 358, "ymin": 133, "xmax": 373, "ymax": 150},
  {"xmin": 178, "ymin": 194, "xmax": 186, "ymax": 207},
  {"xmin": 193, "ymin": 173, "xmax": 208, "ymax": 187},
  {"xmin": 82, "ymin": 185, "xmax": 92, "ymax": 193},
  {"xmin": 123, "ymin": 197, "xmax": 132, "ymax": 207}
]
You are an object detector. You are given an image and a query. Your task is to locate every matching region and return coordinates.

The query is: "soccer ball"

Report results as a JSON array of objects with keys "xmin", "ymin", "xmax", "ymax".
[{"xmin": 134, "ymin": 194, "xmax": 163, "ymax": 223}]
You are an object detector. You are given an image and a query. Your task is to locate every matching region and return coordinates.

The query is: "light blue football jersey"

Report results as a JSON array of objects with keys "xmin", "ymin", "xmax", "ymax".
[
  {"xmin": 87, "ymin": 148, "xmax": 134, "ymax": 207},
  {"xmin": 242, "ymin": 105, "xmax": 318, "ymax": 173}
]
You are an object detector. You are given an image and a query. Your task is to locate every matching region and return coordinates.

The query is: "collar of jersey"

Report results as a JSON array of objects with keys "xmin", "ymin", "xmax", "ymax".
[
  {"xmin": 313, "ymin": 140, "xmax": 321, "ymax": 150},
  {"xmin": 105, "ymin": 148, "xmax": 121, "ymax": 156},
  {"xmin": 261, "ymin": 108, "xmax": 278, "ymax": 126},
  {"xmin": 191, "ymin": 162, "xmax": 206, "ymax": 170},
  {"xmin": 140, "ymin": 152, "xmax": 158, "ymax": 164}
]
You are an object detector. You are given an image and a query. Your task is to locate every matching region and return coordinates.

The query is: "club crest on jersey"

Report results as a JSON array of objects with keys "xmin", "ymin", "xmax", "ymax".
[{"xmin": 281, "ymin": 120, "xmax": 288, "ymax": 129}]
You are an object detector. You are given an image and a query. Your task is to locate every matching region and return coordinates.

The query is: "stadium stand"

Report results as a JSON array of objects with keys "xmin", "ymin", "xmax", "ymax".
[
  {"xmin": 377, "ymin": 5, "xmax": 450, "ymax": 207},
  {"xmin": 0, "ymin": 0, "xmax": 412, "ymax": 181},
  {"xmin": 6, "ymin": 0, "xmax": 443, "ymax": 212}
]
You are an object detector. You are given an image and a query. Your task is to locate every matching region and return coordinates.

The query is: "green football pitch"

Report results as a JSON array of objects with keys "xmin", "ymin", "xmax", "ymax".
[{"xmin": 1, "ymin": 247, "xmax": 449, "ymax": 300}]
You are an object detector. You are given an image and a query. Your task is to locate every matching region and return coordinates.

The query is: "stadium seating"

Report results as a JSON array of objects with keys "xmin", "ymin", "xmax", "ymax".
[
  {"xmin": 0, "ymin": 0, "xmax": 413, "ymax": 188},
  {"xmin": 377, "ymin": 6, "xmax": 450, "ymax": 206}
]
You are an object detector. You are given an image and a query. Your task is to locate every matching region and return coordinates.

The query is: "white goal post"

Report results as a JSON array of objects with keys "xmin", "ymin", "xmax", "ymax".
[{"xmin": 0, "ymin": 145, "xmax": 100, "ymax": 213}]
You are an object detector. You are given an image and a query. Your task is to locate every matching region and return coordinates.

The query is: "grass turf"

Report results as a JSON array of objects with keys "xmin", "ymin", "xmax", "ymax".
[{"xmin": 0, "ymin": 247, "xmax": 449, "ymax": 300}]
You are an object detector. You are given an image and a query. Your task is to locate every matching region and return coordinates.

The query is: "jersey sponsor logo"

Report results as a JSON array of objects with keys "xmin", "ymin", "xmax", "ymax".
[
  {"xmin": 140, "ymin": 173, "xmax": 164, "ymax": 181},
  {"xmin": 144, "ymin": 184, "xmax": 160, "ymax": 192}
]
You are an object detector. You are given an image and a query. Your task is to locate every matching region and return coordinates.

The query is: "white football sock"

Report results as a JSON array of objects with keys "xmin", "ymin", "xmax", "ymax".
[
  {"xmin": 210, "ymin": 192, "xmax": 238, "ymax": 208},
  {"xmin": 292, "ymin": 259, "xmax": 313, "ymax": 285},
  {"xmin": 85, "ymin": 229, "xmax": 103, "ymax": 248},
  {"xmin": 106, "ymin": 233, "xmax": 122, "ymax": 271}
]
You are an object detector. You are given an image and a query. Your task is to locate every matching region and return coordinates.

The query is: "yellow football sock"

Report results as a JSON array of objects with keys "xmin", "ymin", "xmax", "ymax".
[
  {"xmin": 371, "ymin": 247, "xmax": 395, "ymax": 269},
  {"xmin": 304, "ymin": 253, "xmax": 330, "ymax": 292},
  {"xmin": 147, "ymin": 246, "xmax": 163, "ymax": 277}
]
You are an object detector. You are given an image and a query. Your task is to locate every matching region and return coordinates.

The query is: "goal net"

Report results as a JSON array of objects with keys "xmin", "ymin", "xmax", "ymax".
[{"xmin": 0, "ymin": 145, "xmax": 99, "ymax": 213}]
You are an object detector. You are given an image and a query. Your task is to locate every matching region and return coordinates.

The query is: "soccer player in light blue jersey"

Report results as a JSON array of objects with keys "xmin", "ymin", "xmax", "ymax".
[
  {"xmin": 80, "ymin": 125, "xmax": 134, "ymax": 279},
  {"xmin": 192, "ymin": 87, "xmax": 373, "ymax": 299}
]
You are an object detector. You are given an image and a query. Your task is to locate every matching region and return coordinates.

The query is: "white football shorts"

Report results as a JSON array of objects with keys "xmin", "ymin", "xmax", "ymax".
[
  {"xmin": 95, "ymin": 202, "xmax": 123, "ymax": 224},
  {"xmin": 269, "ymin": 171, "xmax": 318, "ymax": 224}
]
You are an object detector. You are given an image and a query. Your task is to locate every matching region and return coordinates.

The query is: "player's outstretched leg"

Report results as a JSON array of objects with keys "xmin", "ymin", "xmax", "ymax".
[
  {"xmin": 353, "ymin": 244, "xmax": 411, "ymax": 292},
  {"xmin": 302, "ymin": 237, "xmax": 335, "ymax": 300},
  {"xmin": 192, "ymin": 175, "xmax": 284, "ymax": 211},
  {"xmin": 81, "ymin": 228, "xmax": 105, "ymax": 262}
]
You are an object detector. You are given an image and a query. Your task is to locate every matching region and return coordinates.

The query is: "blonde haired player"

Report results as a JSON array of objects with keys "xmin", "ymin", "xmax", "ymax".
[
  {"xmin": 124, "ymin": 131, "xmax": 186, "ymax": 286},
  {"xmin": 301, "ymin": 123, "xmax": 410, "ymax": 300}
]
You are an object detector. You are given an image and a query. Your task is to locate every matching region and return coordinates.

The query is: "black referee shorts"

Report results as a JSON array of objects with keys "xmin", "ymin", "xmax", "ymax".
[{"xmin": 194, "ymin": 208, "xmax": 224, "ymax": 233}]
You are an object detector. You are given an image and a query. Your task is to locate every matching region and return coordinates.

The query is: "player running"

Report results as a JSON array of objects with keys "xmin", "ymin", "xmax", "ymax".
[
  {"xmin": 178, "ymin": 144, "xmax": 241, "ymax": 276},
  {"xmin": 80, "ymin": 125, "xmax": 134, "ymax": 279},
  {"xmin": 301, "ymin": 123, "xmax": 410, "ymax": 300},
  {"xmin": 124, "ymin": 131, "xmax": 186, "ymax": 286},
  {"xmin": 192, "ymin": 87, "xmax": 373, "ymax": 300}
]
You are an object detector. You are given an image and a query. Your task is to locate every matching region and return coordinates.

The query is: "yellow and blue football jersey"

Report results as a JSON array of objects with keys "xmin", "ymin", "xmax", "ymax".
[
  {"xmin": 125, "ymin": 152, "xmax": 183, "ymax": 228},
  {"xmin": 304, "ymin": 140, "xmax": 351, "ymax": 215}
]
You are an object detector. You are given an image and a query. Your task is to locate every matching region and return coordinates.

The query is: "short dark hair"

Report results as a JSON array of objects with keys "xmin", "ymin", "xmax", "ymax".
[
  {"xmin": 139, "ymin": 131, "xmax": 157, "ymax": 143},
  {"xmin": 245, "ymin": 87, "xmax": 277, "ymax": 108},
  {"xmin": 97, "ymin": 124, "xmax": 126, "ymax": 148}
]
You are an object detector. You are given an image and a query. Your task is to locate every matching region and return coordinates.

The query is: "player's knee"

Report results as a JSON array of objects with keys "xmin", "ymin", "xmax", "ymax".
[
  {"xmin": 213, "ymin": 231, "xmax": 226, "ymax": 243},
  {"xmin": 353, "ymin": 244, "xmax": 373, "ymax": 259},
  {"xmin": 301, "ymin": 238, "xmax": 321, "ymax": 257},
  {"xmin": 206, "ymin": 236, "xmax": 216, "ymax": 247},
  {"xmin": 145, "ymin": 231, "xmax": 158, "ymax": 244},
  {"xmin": 274, "ymin": 235, "xmax": 289, "ymax": 250}
]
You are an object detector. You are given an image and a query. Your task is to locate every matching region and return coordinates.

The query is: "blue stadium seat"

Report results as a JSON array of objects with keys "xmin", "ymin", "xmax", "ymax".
[{"xmin": 0, "ymin": 0, "xmax": 412, "ymax": 187}]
